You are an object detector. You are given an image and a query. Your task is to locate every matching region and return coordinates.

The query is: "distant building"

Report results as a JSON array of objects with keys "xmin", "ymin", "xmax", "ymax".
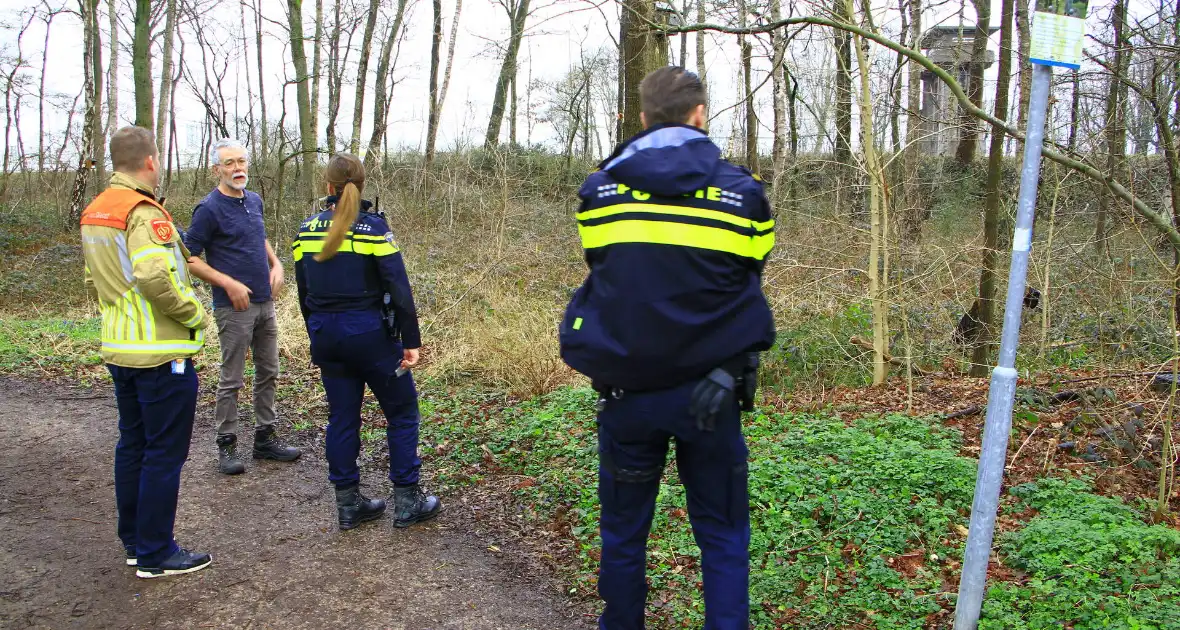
[{"xmin": 918, "ymin": 25, "xmax": 999, "ymax": 156}]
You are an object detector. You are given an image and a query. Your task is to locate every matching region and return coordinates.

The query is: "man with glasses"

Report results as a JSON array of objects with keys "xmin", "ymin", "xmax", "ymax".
[{"xmin": 184, "ymin": 138, "xmax": 301, "ymax": 475}]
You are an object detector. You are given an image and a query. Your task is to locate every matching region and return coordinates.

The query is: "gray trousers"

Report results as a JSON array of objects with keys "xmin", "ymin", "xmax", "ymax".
[{"xmin": 213, "ymin": 300, "xmax": 278, "ymax": 437}]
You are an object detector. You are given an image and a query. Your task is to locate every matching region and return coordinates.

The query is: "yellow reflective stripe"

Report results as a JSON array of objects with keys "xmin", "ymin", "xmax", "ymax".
[
  {"xmin": 577, "ymin": 203, "xmax": 759, "ymax": 230},
  {"xmin": 137, "ymin": 292, "xmax": 155, "ymax": 340},
  {"xmin": 578, "ymin": 220, "xmax": 775, "ymax": 260},
  {"xmin": 350, "ymin": 234, "xmax": 387, "ymax": 242},
  {"xmin": 101, "ymin": 340, "xmax": 204, "ymax": 353},
  {"xmin": 292, "ymin": 247, "xmax": 304, "ymax": 262},
  {"xmin": 164, "ymin": 262, "xmax": 204, "ymax": 329},
  {"xmin": 122, "ymin": 293, "xmax": 138, "ymax": 341},
  {"xmin": 130, "ymin": 244, "xmax": 171, "ymax": 264},
  {"xmin": 296, "ymin": 239, "xmax": 398, "ymax": 256},
  {"xmin": 753, "ymin": 218, "xmax": 775, "ymax": 232}
]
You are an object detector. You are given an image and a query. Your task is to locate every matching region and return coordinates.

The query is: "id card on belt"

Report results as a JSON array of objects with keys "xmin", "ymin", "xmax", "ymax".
[{"xmin": 171, "ymin": 359, "xmax": 186, "ymax": 375}]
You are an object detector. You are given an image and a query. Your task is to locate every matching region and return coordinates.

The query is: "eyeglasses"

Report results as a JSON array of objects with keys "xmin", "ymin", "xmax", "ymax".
[{"xmin": 219, "ymin": 158, "xmax": 249, "ymax": 168}]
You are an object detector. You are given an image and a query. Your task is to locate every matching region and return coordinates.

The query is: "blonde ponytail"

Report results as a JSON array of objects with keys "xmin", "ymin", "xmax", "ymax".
[{"xmin": 315, "ymin": 181, "xmax": 361, "ymax": 262}]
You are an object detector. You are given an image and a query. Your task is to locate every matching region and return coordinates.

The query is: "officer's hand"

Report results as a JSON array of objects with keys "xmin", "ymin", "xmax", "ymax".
[
  {"xmin": 401, "ymin": 348, "xmax": 420, "ymax": 369},
  {"xmin": 689, "ymin": 367, "xmax": 736, "ymax": 432},
  {"xmin": 269, "ymin": 264, "xmax": 285, "ymax": 295},
  {"xmin": 225, "ymin": 279, "xmax": 253, "ymax": 311}
]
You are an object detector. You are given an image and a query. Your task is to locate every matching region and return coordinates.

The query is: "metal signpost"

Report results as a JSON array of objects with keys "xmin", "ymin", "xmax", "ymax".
[{"xmin": 952, "ymin": 1, "xmax": 1088, "ymax": 628}]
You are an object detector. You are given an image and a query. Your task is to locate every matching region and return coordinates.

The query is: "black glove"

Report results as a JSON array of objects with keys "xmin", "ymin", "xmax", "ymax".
[
  {"xmin": 690, "ymin": 367, "xmax": 737, "ymax": 432},
  {"xmin": 739, "ymin": 352, "xmax": 760, "ymax": 412}
]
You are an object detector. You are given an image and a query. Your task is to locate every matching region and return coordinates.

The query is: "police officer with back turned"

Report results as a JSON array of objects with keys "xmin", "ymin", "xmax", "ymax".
[
  {"xmin": 292, "ymin": 153, "xmax": 441, "ymax": 531},
  {"xmin": 559, "ymin": 67, "xmax": 775, "ymax": 629}
]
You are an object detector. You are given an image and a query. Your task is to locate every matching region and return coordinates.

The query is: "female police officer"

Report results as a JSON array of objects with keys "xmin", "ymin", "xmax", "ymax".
[{"xmin": 292, "ymin": 153, "xmax": 441, "ymax": 530}]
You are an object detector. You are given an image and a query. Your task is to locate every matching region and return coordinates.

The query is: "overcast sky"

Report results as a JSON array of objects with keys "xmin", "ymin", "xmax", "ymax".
[{"xmin": 0, "ymin": 0, "xmax": 1117, "ymax": 167}]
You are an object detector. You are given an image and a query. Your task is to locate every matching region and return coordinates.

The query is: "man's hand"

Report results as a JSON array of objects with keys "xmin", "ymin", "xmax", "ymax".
[
  {"xmin": 225, "ymin": 278, "xmax": 253, "ymax": 311},
  {"xmin": 401, "ymin": 348, "xmax": 420, "ymax": 370},
  {"xmin": 269, "ymin": 263, "xmax": 285, "ymax": 295}
]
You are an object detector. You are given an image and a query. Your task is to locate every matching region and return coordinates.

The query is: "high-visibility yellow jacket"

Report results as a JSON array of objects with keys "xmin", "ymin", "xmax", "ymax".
[{"xmin": 81, "ymin": 172, "xmax": 208, "ymax": 368}]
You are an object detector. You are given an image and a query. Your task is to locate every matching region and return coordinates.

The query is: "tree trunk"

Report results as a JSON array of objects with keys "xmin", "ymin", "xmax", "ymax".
[
  {"xmin": 325, "ymin": 0, "xmax": 344, "ymax": 153},
  {"xmin": 739, "ymin": 0, "xmax": 757, "ymax": 172},
  {"xmin": 484, "ymin": 0, "xmax": 531, "ymax": 147},
  {"xmin": 1098, "ymin": 0, "xmax": 1129, "ymax": 254},
  {"xmin": 679, "ymin": 0, "xmax": 689, "ymax": 68},
  {"xmin": 621, "ymin": 0, "xmax": 663, "ymax": 140},
  {"xmin": 695, "ymin": 0, "xmax": 706, "ymax": 92},
  {"xmin": 430, "ymin": 0, "xmax": 464, "ymax": 157},
  {"xmin": 255, "ymin": 0, "xmax": 269, "ymax": 160},
  {"xmin": 132, "ymin": 0, "xmax": 154, "ymax": 130},
  {"xmin": 425, "ymin": 0, "xmax": 443, "ymax": 164},
  {"xmin": 969, "ymin": 0, "xmax": 1014, "ymax": 376},
  {"xmin": 1068, "ymin": 71, "xmax": 1080, "ymax": 151},
  {"xmin": 848, "ymin": 0, "xmax": 889, "ymax": 385},
  {"xmin": 902, "ymin": 0, "xmax": 922, "ymax": 237},
  {"xmin": 311, "ymin": 0, "xmax": 323, "ymax": 150},
  {"xmin": 38, "ymin": 11, "xmax": 58, "ymax": 173},
  {"xmin": 365, "ymin": 0, "xmax": 409, "ymax": 169},
  {"xmin": 616, "ymin": 7, "xmax": 626, "ymax": 143},
  {"xmin": 287, "ymin": 0, "xmax": 316, "ymax": 201},
  {"xmin": 239, "ymin": 0, "xmax": 256, "ymax": 154},
  {"xmin": 890, "ymin": 0, "xmax": 907, "ymax": 155},
  {"xmin": 1015, "ymin": 0, "xmax": 1031, "ymax": 136},
  {"xmin": 70, "ymin": 0, "xmax": 100, "ymax": 224},
  {"xmin": 833, "ymin": 0, "xmax": 853, "ymax": 165},
  {"xmin": 98, "ymin": 0, "xmax": 116, "ymax": 184},
  {"xmin": 769, "ymin": 0, "xmax": 788, "ymax": 178},
  {"xmin": 954, "ymin": 0, "xmax": 989, "ymax": 167},
  {"xmin": 155, "ymin": 0, "xmax": 176, "ymax": 152},
  {"xmin": 348, "ymin": 0, "xmax": 382, "ymax": 154},
  {"xmin": 509, "ymin": 72, "xmax": 518, "ymax": 145}
]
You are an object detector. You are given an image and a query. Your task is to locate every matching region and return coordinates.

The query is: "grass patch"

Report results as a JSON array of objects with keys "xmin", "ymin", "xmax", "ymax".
[
  {"xmin": 419, "ymin": 386, "xmax": 1180, "ymax": 628},
  {"xmin": 0, "ymin": 317, "xmax": 104, "ymax": 379}
]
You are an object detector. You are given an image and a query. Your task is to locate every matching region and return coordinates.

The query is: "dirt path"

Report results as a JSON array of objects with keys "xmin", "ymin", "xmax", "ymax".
[{"xmin": 0, "ymin": 378, "xmax": 586, "ymax": 630}]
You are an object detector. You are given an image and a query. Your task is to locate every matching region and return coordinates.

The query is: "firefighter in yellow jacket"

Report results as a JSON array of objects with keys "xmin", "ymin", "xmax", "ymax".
[{"xmin": 81, "ymin": 126, "xmax": 212, "ymax": 579}]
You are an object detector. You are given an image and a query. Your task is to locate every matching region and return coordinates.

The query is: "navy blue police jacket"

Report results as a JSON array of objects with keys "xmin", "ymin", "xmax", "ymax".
[
  {"xmin": 292, "ymin": 198, "xmax": 422, "ymax": 349},
  {"xmin": 559, "ymin": 123, "xmax": 776, "ymax": 391}
]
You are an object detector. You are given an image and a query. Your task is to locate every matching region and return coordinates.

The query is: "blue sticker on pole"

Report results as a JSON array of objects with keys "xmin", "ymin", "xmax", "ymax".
[{"xmin": 1029, "ymin": 0, "xmax": 1088, "ymax": 70}]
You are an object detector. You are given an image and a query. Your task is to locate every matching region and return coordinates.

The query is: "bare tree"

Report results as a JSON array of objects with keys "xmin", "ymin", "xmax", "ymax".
[
  {"xmin": 311, "ymin": 0, "xmax": 323, "ymax": 147},
  {"xmin": 485, "ymin": 0, "xmax": 532, "ymax": 146},
  {"xmin": 365, "ymin": 0, "xmax": 410, "ymax": 169},
  {"xmin": 36, "ymin": 3, "xmax": 66, "ymax": 174},
  {"xmin": 132, "ymin": 0, "xmax": 153, "ymax": 129},
  {"xmin": 154, "ymin": 0, "xmax": 176, "ymax": 154},
  {"xmin": 954, "ymin": 0, "xmax": 990, "ymax": 166},
  {"xmin": 833, "ymin": 0, "xmax": 852, "ymax": 164},
  {"xmin": 69, "ymin": 0, "xmax": 101, "ymax": 223},
  {"xmin": 696, "ymin": 0, "xmax": 706, "ymax": 91},
  {"xmin": 1097, "ymin": 0, "xmax": 1129, "ymax": 253},
  {"xmin": 620, "ymin": 0, "xmax": 663, "ymax": 140},
  {"xmin": 425, "ymin": 0, "xmax": 463, "ymax": 163},
  {"xmin": 969, "ymin": 0, "xmax": 1014, "ymax": 375},
  {"xmin": 348, "ymin": 0, "xmax": 382, "ymax": 154},
  {"xmin": 253, "ymin": 0, "xmax": 269, "ymax": 160},
  {"xmin": 739, "ymin": 0, "xmax": 757, "ymax": 171},
  {"xmin": 287, "ymin": 0, "xmax": 317, "ymax": 200}
]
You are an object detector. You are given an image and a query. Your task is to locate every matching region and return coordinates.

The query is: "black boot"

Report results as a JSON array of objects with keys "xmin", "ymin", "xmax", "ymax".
[
  {"xmin": 392, "ymin": 484, "xmax": 441, "ymax": 528},
  {"xmin": 335, "ymin": 484, "xmax": 386, "ymax": 530},
  {"xmin": 253, "ymin": 426, "xmax": 301, "ymax": 462},
  {"xmin": 217, "ymin": 435, "xmax": 245, "ymax": 475}
]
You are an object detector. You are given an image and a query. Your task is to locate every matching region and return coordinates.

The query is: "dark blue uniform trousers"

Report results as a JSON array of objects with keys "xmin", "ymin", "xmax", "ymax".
[
  {"xmin": 307, "ymin": 310, "xmax": 421, "ymax": 488},
  {"xmin": 107, "ymin": 359, "xmax": 197, "ymax": 567},
  {"xmin": 597, "ymin": 378, "xmax": 750, "ymax": 630}
]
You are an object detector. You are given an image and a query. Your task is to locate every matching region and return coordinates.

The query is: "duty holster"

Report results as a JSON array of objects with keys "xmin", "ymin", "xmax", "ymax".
[
  {"xmin": 713, "ymin": 352, "xmax": 760, "ymax": 413},
  {"xmin": 381, "ymin": 292, "xmax": 400, "ymax": 343}
]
